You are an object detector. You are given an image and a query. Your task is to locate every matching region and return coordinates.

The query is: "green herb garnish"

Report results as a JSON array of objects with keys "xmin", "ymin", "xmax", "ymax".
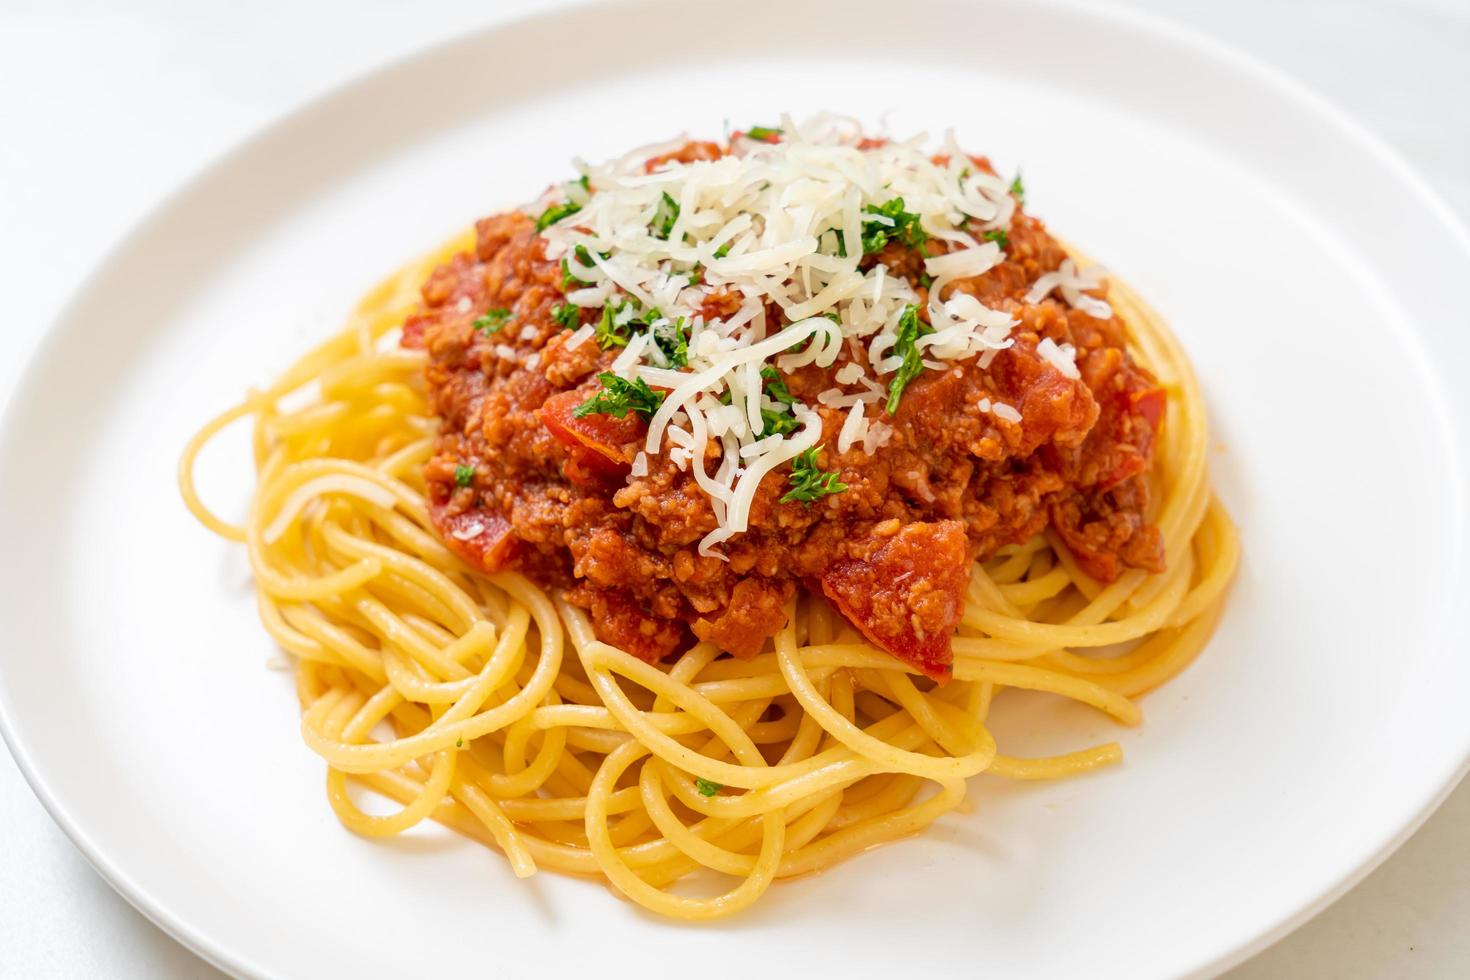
[
  {"xmin": 536, "ymin": 200, "xmax": 581, "ymax": 232},
  {"xmin": 551, "ymin": 302, "xmax": 581, "ymax": 330},
  {"xmin": 712, "ymin": 242, "xmax": 732, "ymax": 260},
  {"xmin": 695, "ymin": 777, "xmax": 723, "ymax": 796},
  {"xmin": 757, "ymin": 367, "xmax": 800, "ymax": 435},
  {"xmin": 574, "ymin": 372, "xmax": 666, "ymax": 420},
  {"xmin": 652, "ymin": 316, "xmax": 689, "ymax": 367},
  {"xmin": 453, "ymin": 464, "xmax": 475, "ymax": 488},
  {"xmin": 760, "ymin": 365, "xmax": 795, "ymax": 406},
  {"xmin": 918, "ymin": 272, "xmax": 933, "ymax": 289},
  {"xmin": 577, "ymin": 174, "xmax": 590, "ymax": 192},
  {"xmin": 760, "ymin": 407, "xmax": 801, "ymax": 436},
  {"xmin": 595, "ymin": 300, "xmax": 631, "ymax": 349},
  {"xmin": 884, "ymin": 304, "xmax": 932, "ymax": 415},
  {"xmin": 1009, "ymin": 171, "xmax": 1025, "ymax": 206},
  {"xmin": 561, "ymin": 244, "xmax": 603, "ymax": 287},
  {"xmin": 651, "ymin": 191, "xmax": 680, "ymax": 240},
  {"xmin": 781, "ymin": 445, "xmax": 847, "ymax": 504},
  {"xmin": 745, "ymin": 125, "xmax": 782, "ymax": 142},
  {"xmin": 456, "ymin": 737, "xmax": 464, "ymax": 748},
  {"xmin": 860, "ymin": 197, "xmax": 927, "ymax": 254},
  {"xmin": 983, "ymin": 229, "xmax": 1009, "ymax": 249},
  {"xmin": 473, "ymin": 308, "xmax": 513, "ymax": 334}
]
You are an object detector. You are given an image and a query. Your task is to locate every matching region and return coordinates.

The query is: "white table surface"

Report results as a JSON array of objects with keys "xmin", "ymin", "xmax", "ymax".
[{"xmin": 2, "ymin": 0, "xmax": 1467, "ymax": 976}]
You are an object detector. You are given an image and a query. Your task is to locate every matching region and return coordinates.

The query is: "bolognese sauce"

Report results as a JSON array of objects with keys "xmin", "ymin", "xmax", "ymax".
[{"xmin": 404, "ymin": 131, "xmax": 1165, "ymax": 681}]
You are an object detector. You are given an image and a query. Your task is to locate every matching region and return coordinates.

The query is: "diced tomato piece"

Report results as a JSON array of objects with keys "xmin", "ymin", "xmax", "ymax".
[
  {"xmin": 644, "ymin": 140, "xmax": 723, "ymax": 172},
  {"xmin": 537, "ymin": 390, "xmax": 642, "ymax": 483},
  {"xmin": 428, "ymin": 503, "xmax": 518, "ymax": 572},
  {"xmin": 820, "ymin": 521, "xmax": 969, "ymax": 682},
  {"xmin": 1131, "ymin": 385, "xmax": 1166, "ymax": 433}
]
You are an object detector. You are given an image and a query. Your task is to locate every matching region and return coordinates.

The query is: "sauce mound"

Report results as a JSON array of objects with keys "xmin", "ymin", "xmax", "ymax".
[{"xmin": 405, "ymin": 136, "xmax": 1164, "ymax": 680}]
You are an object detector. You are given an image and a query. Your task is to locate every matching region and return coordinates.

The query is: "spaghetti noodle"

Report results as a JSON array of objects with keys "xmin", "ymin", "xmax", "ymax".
[{"xmin": 179, "ymin": 228, "xmax": 1237, "ymax": 919}]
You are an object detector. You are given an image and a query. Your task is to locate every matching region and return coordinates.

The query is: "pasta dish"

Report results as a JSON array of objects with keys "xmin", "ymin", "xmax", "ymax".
[{"xmin": 181, "ymin": 115, "xmax": 1237, "ymax": 919}]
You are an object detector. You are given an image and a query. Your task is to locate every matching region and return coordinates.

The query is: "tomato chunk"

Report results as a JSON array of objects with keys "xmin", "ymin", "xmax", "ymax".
[
  {"xmin": 429, "ymin": 503, "xmax": 518, "ymax": 572},
  {"xmin": 1131, "ymin": 385, "xmax": 1166, "ymax": 433},
  {"xmin": 537, "ymin": 389, "xmax": 642, "ymax": 483},
  {"xmin": 820, "ymin": 520, "xmax": 969, "ymax": 682}
]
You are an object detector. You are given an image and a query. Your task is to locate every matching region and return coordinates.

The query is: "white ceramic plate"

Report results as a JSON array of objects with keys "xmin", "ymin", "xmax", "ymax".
[{"xmin": 3, "ymin": 1, "xmax": 1469, "ymax": 977}]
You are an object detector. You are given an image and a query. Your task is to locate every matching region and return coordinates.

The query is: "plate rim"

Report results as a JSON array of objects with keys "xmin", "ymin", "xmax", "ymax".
[{"xmin": 2, "ymin": 1, "xmax": 1469, "ymax": 977}]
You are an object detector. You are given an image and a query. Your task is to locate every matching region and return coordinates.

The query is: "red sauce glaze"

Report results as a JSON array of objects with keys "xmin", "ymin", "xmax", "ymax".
[{"xmin": 405, "ymin": 144, "xmax": 1166, "ymax": 677}]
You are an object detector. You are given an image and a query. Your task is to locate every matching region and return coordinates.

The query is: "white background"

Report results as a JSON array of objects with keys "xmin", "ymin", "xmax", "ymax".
[{"xmin": 1, "ymin": 0, "xmax": 1467, "ymax": 976}]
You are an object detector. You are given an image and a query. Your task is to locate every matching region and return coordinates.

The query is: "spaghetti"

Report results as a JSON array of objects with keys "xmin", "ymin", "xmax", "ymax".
[{"xmin": 180, "ymin": 228, "xmax": 1237, "ymax": 919}]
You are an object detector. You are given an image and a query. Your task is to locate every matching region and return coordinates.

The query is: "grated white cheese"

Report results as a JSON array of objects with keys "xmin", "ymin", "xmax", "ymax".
[
  {"xmin": 1036, "ymin": 337, "xmax": 1081, "ymax": 379},
  {"xmin": 992, "ymin": 402, "xmax": 1022, "ymax": 423},
  {"xmin": 565, "ymin": 324, "xmax": 595, "ymax": 350},
  {"xmin": 837, "ymin": 401, "xmax": 869, "ymax": 453},
  {"xmin": 1025, "ymin": 258, "xmax": 1113, "ymax": 319},
  {"xmin": 450, "ymin": 520, "xmax": 486, "ymax": 541},
  {"xmin": 534, "ymin": 114, "xmax": 1111, "ymax": 552}
]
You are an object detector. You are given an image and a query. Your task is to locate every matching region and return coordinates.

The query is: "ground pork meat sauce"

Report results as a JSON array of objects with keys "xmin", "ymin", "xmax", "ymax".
[{"xmin": 404, "ymin": 139, "xmax": 1166, "ymax": 682}]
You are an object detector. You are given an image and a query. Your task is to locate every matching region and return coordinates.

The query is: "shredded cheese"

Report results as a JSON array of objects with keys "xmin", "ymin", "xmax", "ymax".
[{"xmin": 535, "ymin": 114, "xmax": 1108, "ymax": 554}]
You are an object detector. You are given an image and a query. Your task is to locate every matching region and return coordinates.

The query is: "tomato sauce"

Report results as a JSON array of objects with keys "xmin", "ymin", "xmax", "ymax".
[{"xmin": 405, "ymin": 153, "xmax": 1164, "ymax": 680}]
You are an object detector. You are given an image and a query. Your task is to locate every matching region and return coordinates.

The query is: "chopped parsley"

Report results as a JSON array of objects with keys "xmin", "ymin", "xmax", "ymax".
[
  {"xmin": 758, "ymin": 366, "xmax": 800, "ymax": 436},
  {"xmin": 884, "ymin": 304, "xmax": 932, "ymax": 415},
  {"xmin": 712, "ymin": 241, "xmax": 732, "ymax": 259},
  {"xmin": 761, "ymin": 365, "xmax": 795, "ymax": 406},
  {"xmin": 595, "ymin": 300, "xmax": 632, "ymax": 349},
  {"xmin": 918, "ymin": 272, "xmax": 933, "ymax": 290},
  {"xmin": 1009, "ymin": 171, "xmax": 1025, "ymax": 206},
  {"xmin": 453, "ymin": 464, "xmax": 475, "ymax": 488},
  {"xmin": 760, "ymin": 406, "xmax": 801, "ymax": 436},
  {"xmin": 652, "ymin": 316, "xmax": 690, "ymax": 367},
  {"xmin": 472, "ymin": 308, "xmax": 513, "ymax": 334},
  {"xmin": 651, "ymin": 191, "xmax": 680, "ymax": 240},
  {"xmin": 561, "ymin": 244, "xmax": 604, "ymax": 287},
  {"xmin": 576, "ymin": 174, "xmax": 590, "ymax": 193},
  {"xmin": 574, "ymin": 372, "xmax": 666, "ymax": 421},
  {"xmin": 781, "ymin": 446, "xmax": 847, "ymax": 504},
  {"xmin": 983, "ymin": 228, "xmax": 1009, "ymax": 249},
  {"xmin": 745, "ymin": 125, "xmax": 782, "ymax": 142},
  {"xmin": 695, "ymin": 777, "xmax": 723, "ymax": 796},
  {"xmin": 455, "ymin": 737, "xmax": 464, "ymax": 748},
  {"xmin": 590, "ymin": 300, "xmax": 686, "ymax": 366},
  {"xmin": 820, "ymin": 228, "xmax": 848, "ymax": 259},
  {"xmin": 550, "ymin": 302, "xmax": 581, "ymax": 330},
  {"xmin": 536, "ymin": 200, "xmax": 581, "ymax": 232},
  {"xmin": 860, "ymin": 197, "xmax": 927, "ymax": 254}
]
